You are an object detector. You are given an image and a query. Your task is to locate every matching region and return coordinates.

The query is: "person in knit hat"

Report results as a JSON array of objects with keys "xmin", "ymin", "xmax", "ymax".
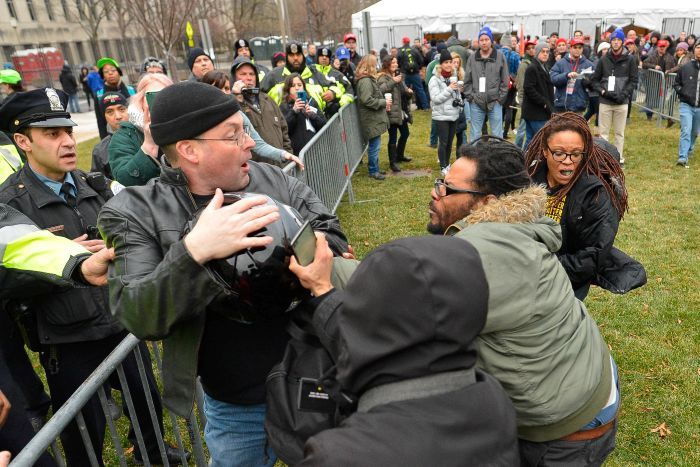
[
  {"xmin": 429, "ymin": 49, "xmax": 462, "ymax": 174},
  {"xmin": 590, "ymin": 27, "xmax": 638, "ymax": 167},
  {"xmin": 187, "ymin": 47, "xmax": 213, "ymax": 81},
  {"xmin": 94, "ymin": 57, "xmax": 135, "ymax": 139},
  {"xmin": 464, "ymin": 24, "xmax": 509, "ymax": 141},
  {"xmin": 98, "ymin": 80, "xmax": 349, "ymax": 467},
  {"xmin": 233, "ymin": 38, "xmax": 269, "ymax": 81}
]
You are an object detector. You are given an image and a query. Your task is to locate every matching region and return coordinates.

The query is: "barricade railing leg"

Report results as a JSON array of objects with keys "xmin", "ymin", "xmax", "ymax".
[
  {"xmin": 50, "ymin": 441, "xmax": 66, "ymax": 467},
  {"xmin": 115, "ymin": 364, "xmax": 150, "ymax": 466},
  {"xmin": 186, "ymin": 413, "xmax": 208, "ymax": 467},
  {"xmin": 74, "ymin": 411, "xmax": 100, "ymax": 467},
  {"xmin": 97, "ymin": 386, "xmax": 128, "ymax": 467},
  {"xmin": 133, "ymin": 344, "xmax": 169, "ymax": 465}
]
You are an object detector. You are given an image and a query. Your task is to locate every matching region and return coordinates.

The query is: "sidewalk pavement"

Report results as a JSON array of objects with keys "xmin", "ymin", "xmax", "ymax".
[{"xmin": 69, "ymin": 96, "xmax": 100, "ymax": 144}]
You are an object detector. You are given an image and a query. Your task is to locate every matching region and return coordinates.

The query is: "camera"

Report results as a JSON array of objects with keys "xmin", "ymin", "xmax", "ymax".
[
  {"xmin": 452, "ymin": 98, "xmax": 464, "ymax": 108},
  {"xmin": 241, "ymin": 87, "xmax": 260, "ymax": 97},
  {"xmin": 86, "ymin": 225, "xmax": 101, "ymax": 240}
]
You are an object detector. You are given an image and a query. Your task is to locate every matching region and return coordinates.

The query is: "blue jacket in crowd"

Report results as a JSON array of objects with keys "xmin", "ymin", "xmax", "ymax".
[{"xmin": 550, "ymin": 53, "xmax": 594, "ymax": 112}]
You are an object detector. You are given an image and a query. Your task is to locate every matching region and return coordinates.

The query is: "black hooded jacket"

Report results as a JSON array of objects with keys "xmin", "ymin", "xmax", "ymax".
[{"xmin": 299, "ymin": 236, "xmax": 519, "ymax": 466}]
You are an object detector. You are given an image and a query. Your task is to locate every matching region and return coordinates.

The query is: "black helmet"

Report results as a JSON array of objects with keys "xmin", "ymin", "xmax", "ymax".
[{"xmin": 183, "ymin": 193, "xmax": 308, "ymax": 323}]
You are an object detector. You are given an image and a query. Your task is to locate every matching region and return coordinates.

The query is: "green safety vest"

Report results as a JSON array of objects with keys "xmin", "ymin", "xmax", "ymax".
[
  {"xmin": 267, "ymin": 67, "xmax": 327, "ymax": 111},
  {"xmin": 0, "ymin": 143, "xmax": 23, "ymax": 184},
  {"xmin": 0, "ymin": 204, "xmax": 89, "ymax": 293},
  {"xmin": 312, "ymin": 64, "xmax": 355, "ymax": 107}
]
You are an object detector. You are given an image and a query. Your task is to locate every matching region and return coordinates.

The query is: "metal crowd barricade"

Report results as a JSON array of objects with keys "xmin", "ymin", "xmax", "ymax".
[
  {"xmin": 11, "ymin": 335, "xmax": 207, "ymax": 467},
  {"xmin": 633, "ymin": 68, "xmax": 666, "ymax": 126},
  {"xmin": 283, "ymin": 103, "xmax": 368, "ymax": 214},
  {"xmin": 659, "ymin": 72, "xmax": 680, "ymax": 123}
]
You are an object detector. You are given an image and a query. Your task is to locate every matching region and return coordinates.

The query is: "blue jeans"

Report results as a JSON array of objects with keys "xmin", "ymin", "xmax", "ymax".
[
  {"xmin": 429, "ymin": 119, "xmax": 438, "ymax": 146},
  {"xmin": 525, "ymin": 119, "xmax": 547, "ymax": 149},
  {"xmin": 367, "ymin": 136, "xmax": 381, "ymax": 175},
  {"xmin": 514, "ymin": 117, "xmax": 527, "ymax": 148},
  {"xmin": 469, "ymin": 102, "xmax": 503, "ymax": 142},
  {"xmin": 67, "ymin": 93, "xmax": 81, "ymax": 113},
  {"xmin": 203, "ymin": 393, "xmax": 276, "ymax": 467},
  {"xmin": 679, "ymin": 102, "xmax": 700, "ymax": 162},
  {"xmin": 405, "ymin": 72, "xmax": 429, "ymax": 109}
]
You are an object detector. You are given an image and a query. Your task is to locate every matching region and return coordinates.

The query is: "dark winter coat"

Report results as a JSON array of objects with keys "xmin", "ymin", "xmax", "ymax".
[
  {"xmin": 673, "ymin": 59, "xmax": 700, "ymax": 107},
  {"xmin": 590, "ymin": 50, "xmax": 639, "ymax": 105},
  {"xmin": 377, "ymin": 73, "xmax": 410, "ymax": 126},
  {"xmin": 299, "ymin": 236, "xmax": 519, "ymax": 466},
  {"xmin": 642, "ymin": 49, "xmax": 676, "ymax": 72},
  {"xmin": 279, "ymin": 99, "xmax": 327, "ymax": 156},
  {"xmin": 59, "ymin": 65, "xmax": 79, "ymax": 95},
  {"xmin": 0, "ymin": 166, "xmax": 122, "ymax": 344},
  {"xmin": 355, "ymin": 76, "xmax": 389, "ymax": 140},
  {"xmin": 532, "ymin": 167, "xmax": 646, "ymax": 296},
  {"xmin": 522, "ymin": 59, "xmax": 554, "ymax": 121},
  {"xmin": 550, "ymin": 53, "xmax": 594, "ymax": 111}
]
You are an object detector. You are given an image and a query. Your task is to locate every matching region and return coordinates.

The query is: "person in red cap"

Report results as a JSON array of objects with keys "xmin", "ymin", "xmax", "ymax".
[
  {"xmin": 549, "ymin": 38, "xmax": 568, "ymax": 68},
  {"xmin": 344, "ymin": 32, "xmax": 362, "ymax": 67},
  {"xmin": 624, "ymin": 39, "xmax": 641, "ymax": 67},
  {"xmin": 398, "ymin": 34, "xmax": 430, "ymax": 109},
  {"xmin": 549, "ymin": 38, "xmax": 594, "ymax": 114}
]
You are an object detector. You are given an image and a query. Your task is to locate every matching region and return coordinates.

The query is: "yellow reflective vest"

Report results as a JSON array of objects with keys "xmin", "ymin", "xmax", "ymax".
[{"xmin": 0, "ymin": 142, "xmax": 23, "ymax": 184}]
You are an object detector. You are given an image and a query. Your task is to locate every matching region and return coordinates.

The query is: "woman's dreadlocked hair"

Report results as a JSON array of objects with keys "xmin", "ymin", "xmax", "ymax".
[{"xmin": 524, "ymin": 112, "xmax": 628, "ymax": 218}]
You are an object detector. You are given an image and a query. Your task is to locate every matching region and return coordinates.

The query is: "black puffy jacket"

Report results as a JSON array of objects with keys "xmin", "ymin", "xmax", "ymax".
[
  {"xmin": 673, "ymin": 59, "xmax": 700, "ymax": 107},
  {"xmin": 532, "ymin": 168, "xmax": 645, "ymax": 297},
  {"xmin": 590, "ymin": 50, "xmax": 639, "ymax": 105}
]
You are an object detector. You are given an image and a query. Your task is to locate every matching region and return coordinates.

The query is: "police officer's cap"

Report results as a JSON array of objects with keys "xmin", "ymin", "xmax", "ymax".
[
  {"xmin": 0, "ymin": 88, "xmax": 76, "ymax": 134},
  {"xmin": 318, "ymin": 48, "xmax": 331, "ymax": 59},
  {"xmin": 286, "ymin": 42, "xmax": 302, "ymax": 55},
  {"xmin": 234, "ymin": 39, "xmax": 254, "ymax": 58}
]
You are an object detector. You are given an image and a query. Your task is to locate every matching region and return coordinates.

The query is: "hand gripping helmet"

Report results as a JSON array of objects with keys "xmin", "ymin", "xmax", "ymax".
[{"xmin": 184, "ymin": 192, "xmax": 309, "ymax": 323}]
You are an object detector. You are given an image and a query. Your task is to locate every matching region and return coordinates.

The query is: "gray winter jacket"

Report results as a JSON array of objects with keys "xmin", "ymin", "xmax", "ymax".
[
  {"xmin": 429, "ymin": 73, "xmax": 461, "ymax": 122},
  {"xmin": 464, "ymin": 47, "xmax": 509, "ymax": 111}
]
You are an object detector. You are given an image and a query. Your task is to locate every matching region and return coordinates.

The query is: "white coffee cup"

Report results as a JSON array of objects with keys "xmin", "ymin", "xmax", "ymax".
[
  {"xmin": 457, "ymin": 80, "xmax": 464, "ymax": 87},
  {"xmin": 449, "ymin": 76, "xmax": 457, "ymax": 84},
  {"xmin": 384, "ymin": 93, "xmax": 392, "ymax": 103}
]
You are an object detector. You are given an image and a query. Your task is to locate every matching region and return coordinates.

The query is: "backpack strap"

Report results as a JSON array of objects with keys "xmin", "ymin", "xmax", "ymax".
[{"xmin": 357, "ymin": 368, "xmax": 476, "ymax": 413}]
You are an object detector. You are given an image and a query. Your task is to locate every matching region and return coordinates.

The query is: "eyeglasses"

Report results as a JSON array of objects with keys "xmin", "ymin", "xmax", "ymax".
[
  {"xmin": 434, "ymin": 179, "xmax": 486, "ymax": 199},
  {"xmin": 547, "ymin": 146, "xmax": 586, "ymax": 162},
  {"xmin": 193, "ymin": 127, "xmax": 252, "ymax": 147}
]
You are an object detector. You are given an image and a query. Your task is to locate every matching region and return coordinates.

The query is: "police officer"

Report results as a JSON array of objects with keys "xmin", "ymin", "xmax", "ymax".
[
  {"xmin": 1, "ymin": 204, "xmax": 113, "ymax": 465},
  {"xmin": 0, "ymin": 132, "xmax": 22, "ymax": 184},
  {"xmin": 0, "ymin": 89, "xmax": 184, "ymax": 465},
  {"xmin": 261, "ymin": 41, "xmax": 329, "ymax": 111},
  {"xmin": 233, "ymin": 38, "xmax": 269, "ymax": 82},
  {"xmin": 311, "ymin": 47, "xmax": 354, "ymax": 117}
]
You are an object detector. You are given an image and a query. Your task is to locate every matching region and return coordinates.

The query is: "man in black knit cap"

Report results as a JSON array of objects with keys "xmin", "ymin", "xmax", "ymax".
[
  {"xmin": 187, "ymin": 47, "xmax": 214, "ymax": 81},
  {"xmin": 98, "ymin": 81, "xmax": 348, "ymax": 466}
]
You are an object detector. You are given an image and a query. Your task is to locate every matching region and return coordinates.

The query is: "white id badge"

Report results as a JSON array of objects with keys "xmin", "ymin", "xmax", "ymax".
[
  {"xmin": 607, "ymin": 76, "xmax": 616, "ymax": 92},
  {"xmin": 479, "ymin": 77, "xmax": 486, "ymax": 93},
  {"xmin": 566, "ymin": 78, "xmax": 576, "ymax": 95}
]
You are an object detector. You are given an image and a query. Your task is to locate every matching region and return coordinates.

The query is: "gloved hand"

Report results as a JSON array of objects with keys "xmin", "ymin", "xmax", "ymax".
[{"xmin": 603, "ymin": 90, "xmax": 620, "ymax": 103}]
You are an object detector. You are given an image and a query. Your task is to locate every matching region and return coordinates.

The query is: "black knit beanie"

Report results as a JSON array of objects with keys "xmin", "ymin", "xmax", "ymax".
[
  {"xmin": 439, "ymin": 49, "xmax": 452, "ymax": 64},
  {"xmin": 187, "ymin": 47, "xmax": 211, "ymax": 71},
  {"xmin": 150, "ymin": 81, "xmax": 241, "ymax": 146}
]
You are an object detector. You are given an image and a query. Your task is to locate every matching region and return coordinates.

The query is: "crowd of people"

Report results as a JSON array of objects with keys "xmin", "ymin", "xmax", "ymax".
[{"xmin": 2, "ymin": 21, "xmax": 697, "ymax": 466}]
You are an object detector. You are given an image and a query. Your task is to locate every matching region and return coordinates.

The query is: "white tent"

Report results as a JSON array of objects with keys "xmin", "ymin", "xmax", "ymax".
[{"xmin": 351, "ymin": 1, "xmax": 700, "ymax": 51}]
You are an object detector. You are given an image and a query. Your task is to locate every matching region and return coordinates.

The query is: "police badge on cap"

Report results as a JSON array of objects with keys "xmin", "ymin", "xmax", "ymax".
[
  {"xmin": 289, "ymin": 43, "xmax": 299, "ymax": 54},
  {"xmin": 0, "ymin": 88, "xmax": 76, "ymax": 133}
]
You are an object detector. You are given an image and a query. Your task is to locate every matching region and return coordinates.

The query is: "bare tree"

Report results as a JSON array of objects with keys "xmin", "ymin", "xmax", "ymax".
[
  {"xmin": 73, "ymin": 0, "xmax": 112, "ymax": 59},
  {"xmin": 208, "ymin": 0, "xmax": 279, "ymax": 45},
  {"xmin": 122, "ymin": 0, "xmax": 199, "ymax": 80}
]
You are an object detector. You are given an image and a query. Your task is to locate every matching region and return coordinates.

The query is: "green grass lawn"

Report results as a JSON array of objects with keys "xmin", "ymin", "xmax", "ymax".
[{"xmin": 74, "ymin": 108, "xmax": 698, "ymax": 465}]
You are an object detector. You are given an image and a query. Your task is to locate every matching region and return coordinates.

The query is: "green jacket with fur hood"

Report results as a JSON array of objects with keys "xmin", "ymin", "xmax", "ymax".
[{"xmin": 445, "ymin": 185, "xmax": 613, "ymax": 442}]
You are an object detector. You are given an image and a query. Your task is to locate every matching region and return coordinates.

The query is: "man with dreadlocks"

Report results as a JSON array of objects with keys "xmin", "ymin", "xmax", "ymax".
[
  {"xmin": 525, "ymin": 112, "xmax": 646, "ymax": 300},
  {"xmin": 425, "ymin": 135, "xmax": 620, "ymax": 465}
]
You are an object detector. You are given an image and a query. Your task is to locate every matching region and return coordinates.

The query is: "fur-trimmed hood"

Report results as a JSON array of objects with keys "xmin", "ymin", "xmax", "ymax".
[
  {"xmin": 447, "ymin": 185, "xmax": 562, "ymax": 254},
  {"xmin": 463, "ymin": 185, "xmax": 547, "ymax": 225}
]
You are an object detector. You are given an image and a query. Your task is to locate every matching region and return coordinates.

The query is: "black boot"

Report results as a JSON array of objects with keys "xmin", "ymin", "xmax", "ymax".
[
  {"xmin": 396, "ymin": 139, "xmax": 412, "ymax": 162},
  {"xmin": 388, "ymin": 143, "xmax": 401, "ymax": 172}
]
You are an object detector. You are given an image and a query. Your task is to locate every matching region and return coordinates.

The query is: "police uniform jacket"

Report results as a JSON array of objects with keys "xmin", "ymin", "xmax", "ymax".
[
  {"xmin": 0, "ymin": 167, "xmax": 122, "ymax": 344},
  {"xmin": 0, "ymin": 203, "xmax": 89, "ymax": 300},
  {"xmin": 97, "ymin": 162, "xmax": 348, "ymax": 416}
]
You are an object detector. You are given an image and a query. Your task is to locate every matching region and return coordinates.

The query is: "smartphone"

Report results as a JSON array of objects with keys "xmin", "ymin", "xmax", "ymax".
[
  {"xmin": 290, "ymin": 220, "xmax": 316, "ymax": 266},
  {"xmin": 296, "ymin": 90, "xmax": 308, "ymax": 104},
  {"xmin": 145, "ymin": 90, "xmax": 159, "ymax": 108}
]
